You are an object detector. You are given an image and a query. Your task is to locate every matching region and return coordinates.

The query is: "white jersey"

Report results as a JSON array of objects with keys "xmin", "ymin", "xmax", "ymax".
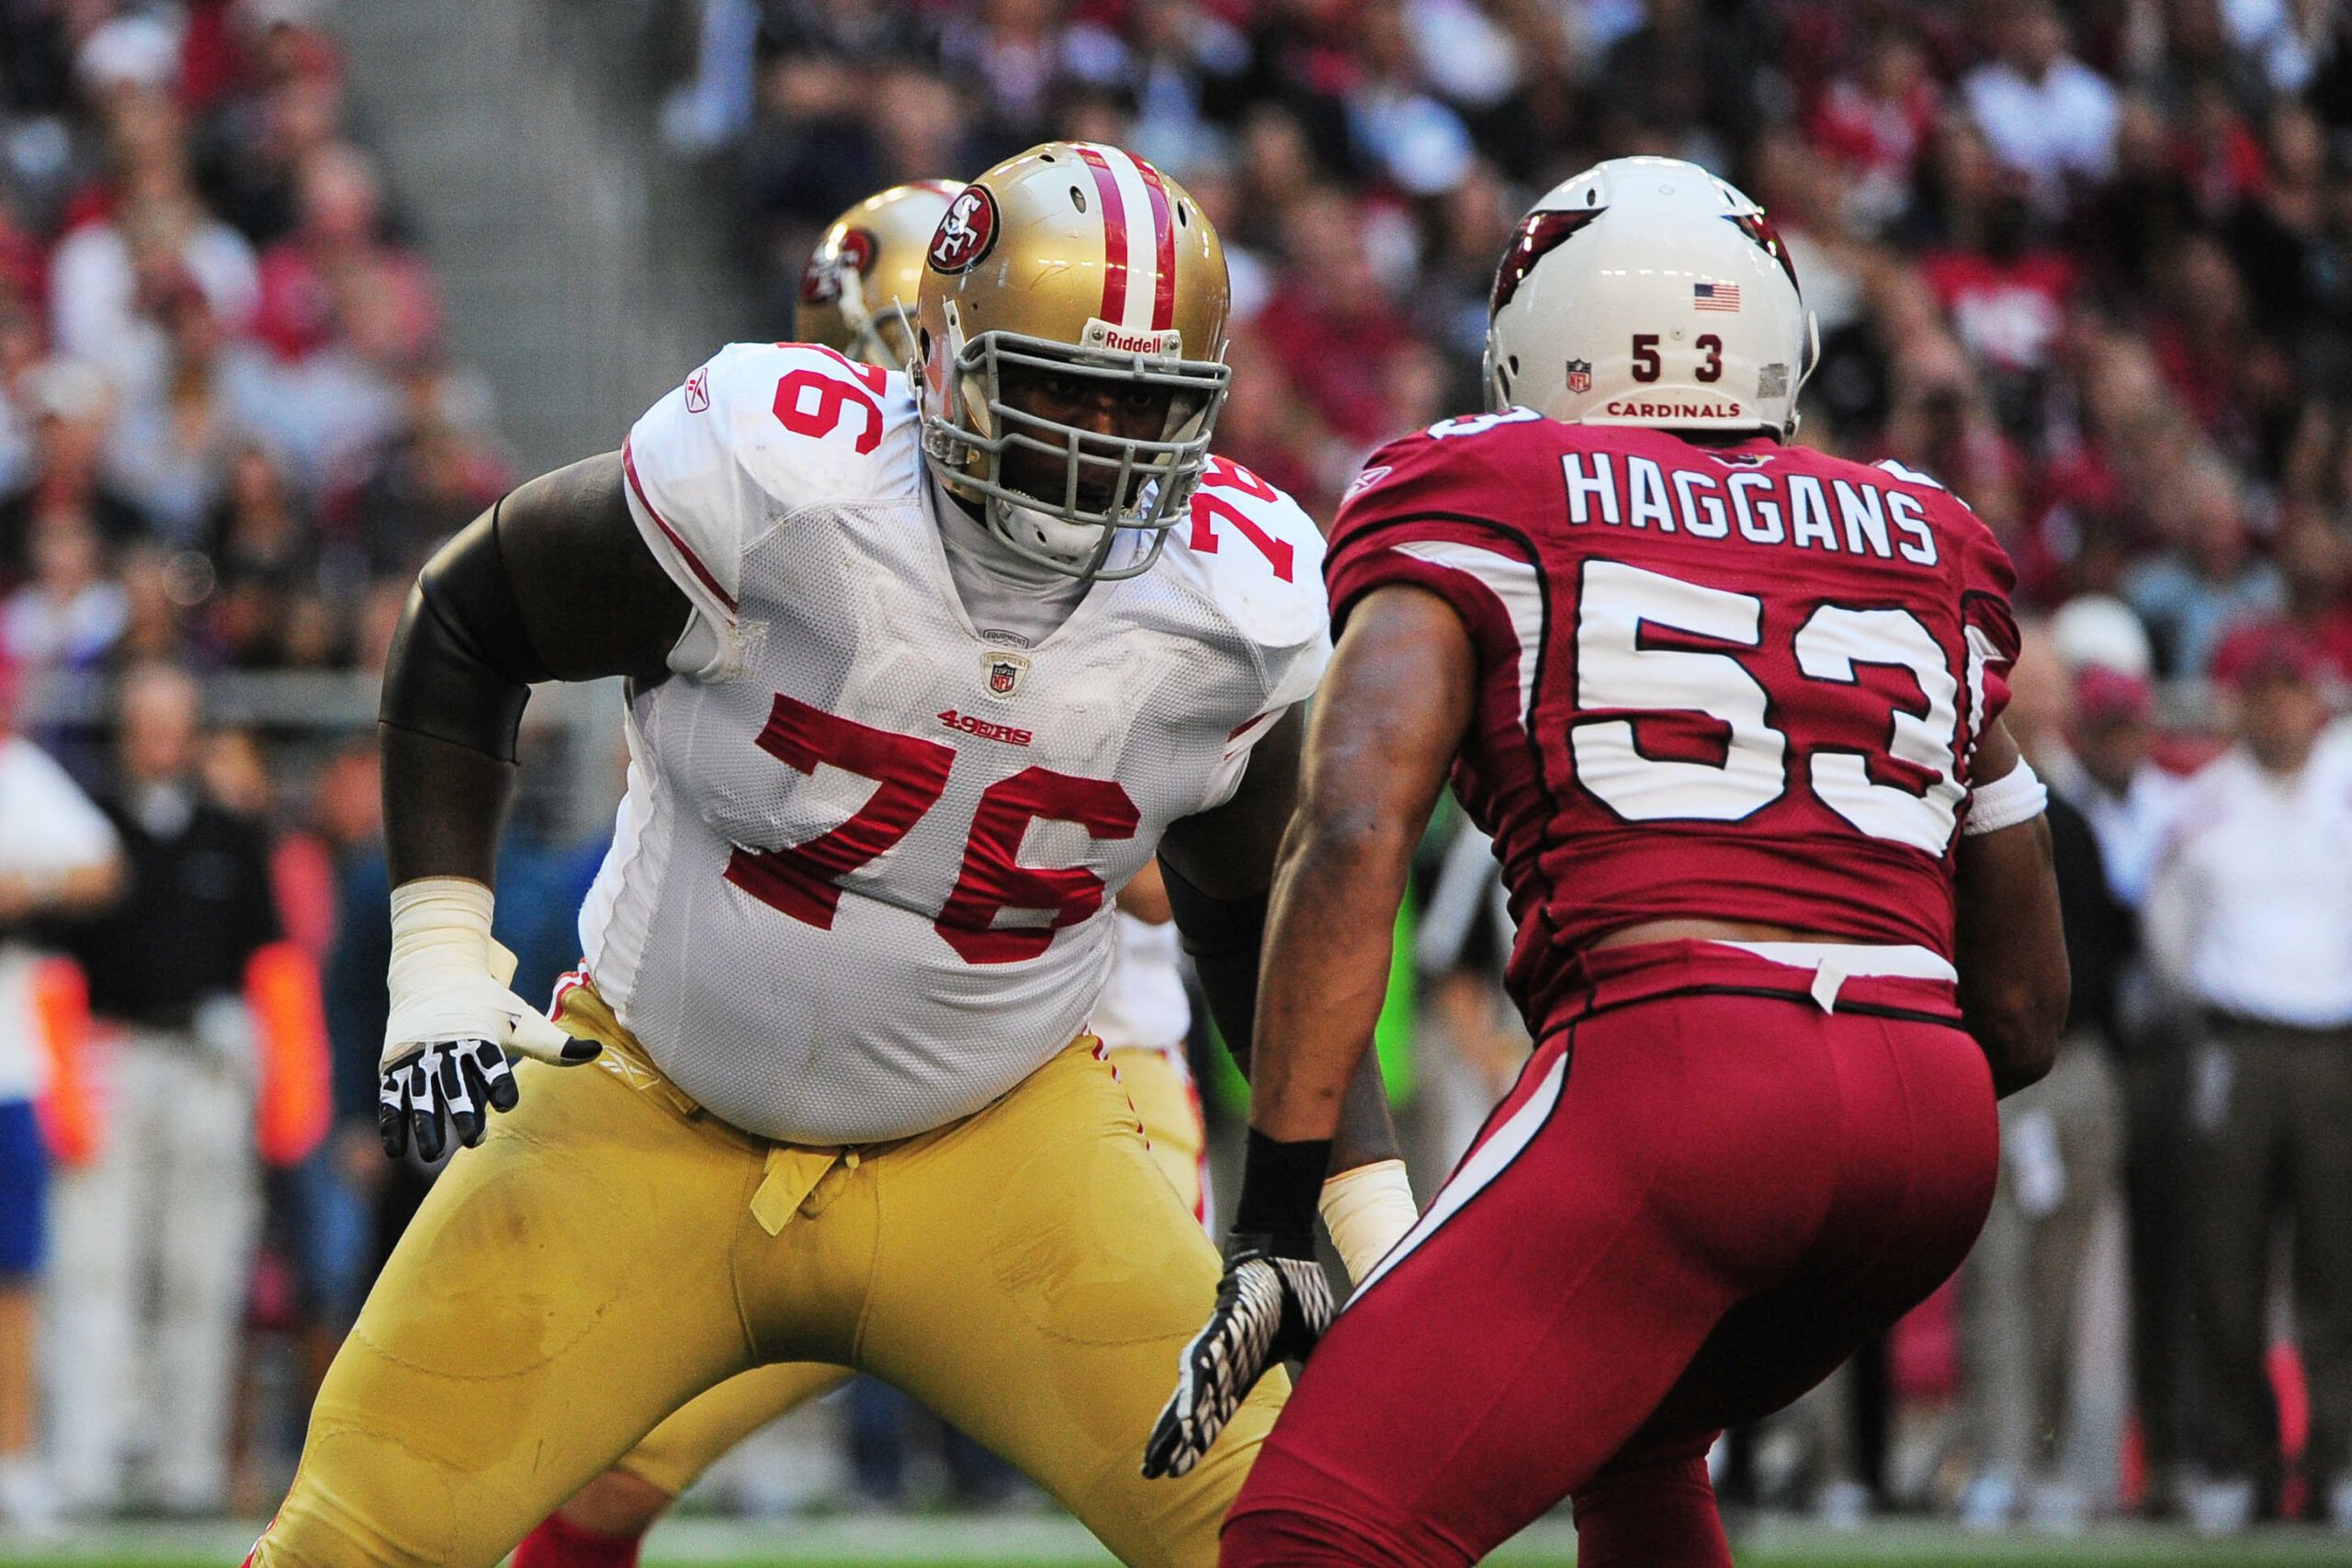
[
  {"xmin": 1091, "ymin": 912, "xmax": 1191, "ymax": 1061},
  {"xmin": 581, "ymin": 342, "xmax": 1327, "ymax": 1144}
]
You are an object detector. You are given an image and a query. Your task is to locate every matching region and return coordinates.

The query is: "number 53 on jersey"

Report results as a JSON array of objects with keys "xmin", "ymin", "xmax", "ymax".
[{"xmin": 1323, "ymin": 415, "xmax": 2021, "ymax": 977}]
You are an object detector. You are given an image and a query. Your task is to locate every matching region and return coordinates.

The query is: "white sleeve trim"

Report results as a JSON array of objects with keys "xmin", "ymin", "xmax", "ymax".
[{"xmin": 1964, "ymin": 758, "xmax": 2049, "ymax": 836}]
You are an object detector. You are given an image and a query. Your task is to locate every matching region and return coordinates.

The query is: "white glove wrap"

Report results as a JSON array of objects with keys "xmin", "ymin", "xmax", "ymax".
[
  {"xmin": 1963, "ymin": 759, "xmax": 2048, "ymax": 837},
  {"xmin": 1318, "ymin": 1158, "xmax": 1419, "ymax": 1285},
  {"xmin": 383, "ymin": 876, "xmax": 576, "ymax": 1068}
]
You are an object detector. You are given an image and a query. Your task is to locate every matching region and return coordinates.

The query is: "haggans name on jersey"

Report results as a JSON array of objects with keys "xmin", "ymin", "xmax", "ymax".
[{"xmin": 1560, "ymin": 450, "xmax": 1942, "ymax": 566}]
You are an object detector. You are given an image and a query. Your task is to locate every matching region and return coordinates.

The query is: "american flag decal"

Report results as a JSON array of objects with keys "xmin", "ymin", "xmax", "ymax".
[{"xmin": 1693, "ymin": 282, "xmax": 1741, "ymax": 311}]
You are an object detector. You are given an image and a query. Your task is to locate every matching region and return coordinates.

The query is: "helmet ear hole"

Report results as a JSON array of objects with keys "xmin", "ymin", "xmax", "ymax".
[
  {"xmin": 1508, "ymin": 355, "xmax": 1521, "ymax": 374},
  {"xmin": 1071, "ymin": 186, "xmax": 1088, "ymax": 213}
]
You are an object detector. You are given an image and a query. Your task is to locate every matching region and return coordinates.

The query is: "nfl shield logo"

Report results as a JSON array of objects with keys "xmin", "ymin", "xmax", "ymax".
[
  {"xmin": 982, "ymin": 651, "xmax": 1029, "ymax": 699},
  {"xmin": 1565, "ymin": 358, "xmax": 1592, "ymax": 395}
]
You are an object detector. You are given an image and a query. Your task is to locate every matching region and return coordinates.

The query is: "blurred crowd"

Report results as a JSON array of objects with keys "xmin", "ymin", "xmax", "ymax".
[
  {"xmin": 0, "ymin": 0, "xmax": 512, "ymax": 688},
  {"xmin": 4, "ymin": 0, "xmax": 2352, "ymax": 1541},
  {"xmin": 688, "ymin": 0, "xmax": 2346, "ymax": 672}
]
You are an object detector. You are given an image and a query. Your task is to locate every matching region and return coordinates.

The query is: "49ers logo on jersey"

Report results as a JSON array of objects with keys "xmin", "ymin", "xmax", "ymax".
[
  {"xmin": 938, "ymin": 708, "xmax": 1033, "ymax": 747},
  {"xmin": 929, "ymin": 187, "xmax": 999, "ymax": 275},
  {"xmin": 799, "ymin": 227, "xmax": 876, "ymax": 304},
  {"xmin": 981, "ymin": 650, "xmax": 1029, "ymax": 698}
]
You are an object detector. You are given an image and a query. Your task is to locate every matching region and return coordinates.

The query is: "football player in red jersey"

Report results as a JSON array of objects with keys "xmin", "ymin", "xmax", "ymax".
[{"xmin": 1147, "ymin": 156, "xmax": 2069, "ymax": 1566}]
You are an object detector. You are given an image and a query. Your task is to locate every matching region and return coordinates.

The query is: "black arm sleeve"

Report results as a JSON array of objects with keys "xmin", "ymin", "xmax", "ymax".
[
  {"xmin": 378, "ymin": 501, "xmax": 552, "ymax": 763},
  {"xmin": 1161, "ymin": 854, "xmax": 1269, "ymax": 1074},
  {"xmin": 377, "ymin": 451, "xmax": 691, "ymax": 886}
]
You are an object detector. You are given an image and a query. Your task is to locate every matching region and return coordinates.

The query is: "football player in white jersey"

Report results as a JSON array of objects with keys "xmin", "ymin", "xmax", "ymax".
[
  {"xmin": 508, "ymin": 182, "xmax": 1329, "ymax": 1568},
  {"xmin": 244, "ymin": 143, "xmax": 1414, "ymax": 1568}
]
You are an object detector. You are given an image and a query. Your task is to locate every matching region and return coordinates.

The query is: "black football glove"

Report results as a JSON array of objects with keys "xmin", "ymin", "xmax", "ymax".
[
  {"xmin": 378, "ymin": 934, "xmax": 598, "ymax": 1162},
  {"xmin": 378, "ymin": 1038, "xmax": 523, "ymax": 1161},
  {"xmin": 1143, "ymin": 1231, "xmax": 1335, "ymax": 1479}
]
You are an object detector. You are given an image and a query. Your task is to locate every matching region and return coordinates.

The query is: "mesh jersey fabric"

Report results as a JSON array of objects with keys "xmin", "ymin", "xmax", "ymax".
[{"xmin": 584, "ymin": 342, "xmax": 1325, "ymax": 1144}]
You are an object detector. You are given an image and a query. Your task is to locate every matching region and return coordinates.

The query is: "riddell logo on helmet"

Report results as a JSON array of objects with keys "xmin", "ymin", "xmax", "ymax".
[
  {"xmin": 1082, "ymin": 319, "xmax": 1182, "ymax": 357},
  {"xmin": 1606, "ymin": 399, "xmax": 1745, "ymax": 420},
  {"xmin": 929, "ymin": 188, "xmax": 999, "ymax": 274}
]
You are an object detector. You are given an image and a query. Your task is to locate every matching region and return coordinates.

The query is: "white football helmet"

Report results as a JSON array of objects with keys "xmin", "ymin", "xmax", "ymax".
[{"xmin": 1485, "ymin": 156, "xmax": 1817, "ymax": 439}]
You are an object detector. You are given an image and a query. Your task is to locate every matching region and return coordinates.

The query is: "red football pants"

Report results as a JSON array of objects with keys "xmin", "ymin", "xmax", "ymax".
[{"xmin": 1224, "ymin": 943, "xmax": 1999, "ymax": 1566}]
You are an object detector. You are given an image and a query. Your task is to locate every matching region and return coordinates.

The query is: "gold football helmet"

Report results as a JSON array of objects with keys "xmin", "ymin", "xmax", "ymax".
[
  {"xmin": 797, "ymin": 180, "xmax": 965, "ymax": 370},
  {"xmin": 917, "ymin": 142, "xmax": 1232, "ymax": 581}
]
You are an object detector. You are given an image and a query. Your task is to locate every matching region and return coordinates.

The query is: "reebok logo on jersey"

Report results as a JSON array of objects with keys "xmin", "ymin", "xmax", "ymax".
[
  {"xmin": 938, "ymin": 709, "xmax": 1033, "ymax": 747},
  {"xmin": 683, "ymin": 367, "xmax": 710, "ymax": 413}
]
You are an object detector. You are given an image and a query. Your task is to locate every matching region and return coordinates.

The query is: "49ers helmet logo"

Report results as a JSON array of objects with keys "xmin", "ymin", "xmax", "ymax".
[
  {"xmin": 928, "ymin": 187, "xmax": 1000, "ymax": 275},
  {"xmin": 799, "ymin": 227, "xmax": 876, "ymax": 305}
]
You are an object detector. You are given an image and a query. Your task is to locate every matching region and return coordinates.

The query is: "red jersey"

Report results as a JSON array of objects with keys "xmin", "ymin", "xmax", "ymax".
[{"xmin": 1326, "ymin": 411, "xmax": 2021, "ymax": 1025}]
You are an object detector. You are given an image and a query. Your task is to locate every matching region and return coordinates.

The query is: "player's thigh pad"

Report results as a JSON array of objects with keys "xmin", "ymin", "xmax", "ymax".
[
  {"xmin": 614, "ymin": 1359, "xmax": 854, "ymax": 1497},
  {"xmin": 1107, "ymin": 1045, "xmax": 1207, "ymax": 1222},
  {"xmin": 254, "ymin": 1055, "xmax": 766, "ymax": 1568},
  {"xmin": 856, "ymin": 1039, "xmax": 1284, "ymax": 1568}
]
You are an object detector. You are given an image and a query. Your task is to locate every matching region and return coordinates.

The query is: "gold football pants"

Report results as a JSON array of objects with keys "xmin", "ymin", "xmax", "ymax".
[
  {"xmin": 614, "ymin": 1043, "xmax": 1212, "ymax": 1497},
  {"xmin": 251, "ymin": 998, "xmax": 1277, "ymax": 1568}
]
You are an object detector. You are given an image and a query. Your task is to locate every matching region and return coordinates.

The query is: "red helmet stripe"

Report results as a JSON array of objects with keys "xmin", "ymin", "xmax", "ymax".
[
  {"xmin": 1075, "ymin": 145, "xmax": 1130, "ymax": 327},
  {"xmin": 1135, "ymin": 156, "xmax": 1178, "ymax": 333}
]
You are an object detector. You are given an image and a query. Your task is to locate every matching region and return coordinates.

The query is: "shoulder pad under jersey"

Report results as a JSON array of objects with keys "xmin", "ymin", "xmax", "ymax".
[
  {"xmin": 621, "ymin": 342, "xmax": 923, "ymax": 672},
  {"xmin": 1159, "ymin": 454, "xmax": 1331, "ymax": 708},
  {"xmin": 1332, "ymin": 408, "xmax": 1556, "ymax": 540}
]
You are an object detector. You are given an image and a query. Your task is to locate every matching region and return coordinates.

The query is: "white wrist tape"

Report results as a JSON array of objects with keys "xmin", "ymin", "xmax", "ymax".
[
  {"xmin": 384, "ymin": 877, "xmax": 576, "ymax": 1067},
  {"xmin": 1318, "ymin": 1158, "xmax": 1419, "ymax": 1285},
  {"xmin": 1964, "ymin": 759, "xmax": 2048, "ymax": 836},
  {"xmin": 384, "ymin": 878, "xmax": 497, "ymax": 1066}
]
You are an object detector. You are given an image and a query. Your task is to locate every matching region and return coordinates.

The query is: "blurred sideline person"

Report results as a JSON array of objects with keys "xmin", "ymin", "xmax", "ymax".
[
  {"xmin": 1149, "ymin": 157, "xmax": 2066, "ymax": 1566},
  {"xmin": 1955, "ymin": 632, "xmax": 2130, "ymax": 1531},
  {"xmin": 2041, "ymin": 622, "xmax": 2195, "ymax": 1508},
  {"xmin": 50, "ymin": 664, "xmax": 281, "ymax": 1515},
  {"xmin": 0, "ymin": 649, "xmax": 121, "ymax": 1529},
  {"xmin": 246, "ymin": 144, "xmax": 1411, "ymax": 1568},
  {"xmin": 2145, "ymin": 626, "xmax": 2352, "ymax": 1533}
]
